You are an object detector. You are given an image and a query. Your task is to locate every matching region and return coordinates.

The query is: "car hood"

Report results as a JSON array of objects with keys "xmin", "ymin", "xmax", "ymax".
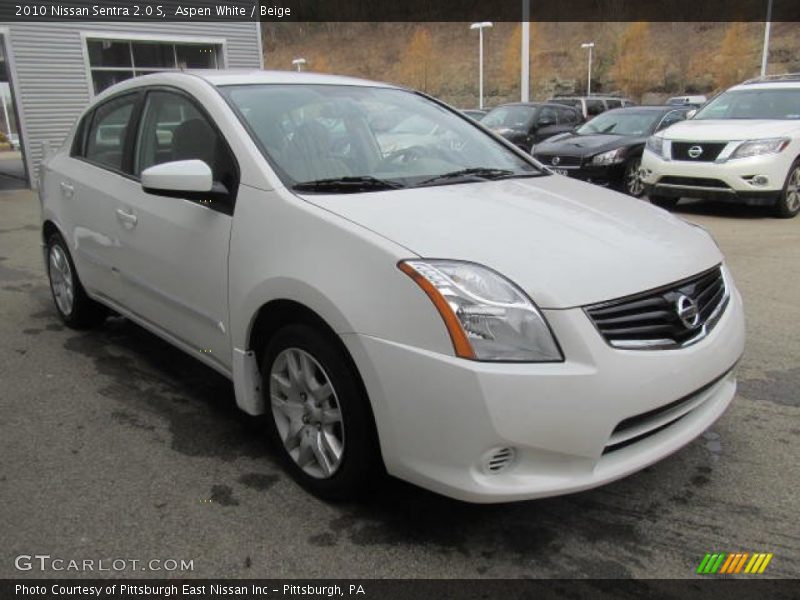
[
  {"xmin": 535, "ymin": 133, "xmax": 642, "ymax": 156},
  {"xmin": 301, "ymin": 176, "xmax": 722, "ymax": 308},
  {"xmin": 661, "ymin": 119, "xmax": 800, "ymax": 140}
]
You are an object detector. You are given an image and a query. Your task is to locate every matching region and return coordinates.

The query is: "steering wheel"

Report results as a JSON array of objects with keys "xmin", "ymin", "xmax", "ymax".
[{"xmin": 380, "ymin": 145, "xmax": 429, "ymax": 166}]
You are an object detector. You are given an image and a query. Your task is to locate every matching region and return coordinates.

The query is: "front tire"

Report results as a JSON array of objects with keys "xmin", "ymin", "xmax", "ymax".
[
  {"xmin": 649, "ymin": 195, "xmax": 679, "ymax": 211},
  {"xmin": 261, "ymin": 324, "xmax": 380, "ymax": 501},
  {"xmin": 623, "ymin": 157, "xmax": 645, "ymax": 197},
  {"xmin": 46, "ymin": 232, "xmax": 106, "ymax": 329},
  {"xmin": 774, "ymin": 160, "xmax": 800, "ymax": 218}
]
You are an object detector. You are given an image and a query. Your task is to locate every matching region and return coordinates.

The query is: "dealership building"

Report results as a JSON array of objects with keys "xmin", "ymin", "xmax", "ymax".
[{"xmin": 0, "ymin": 21, "xmax": 263, "ymax": 187}]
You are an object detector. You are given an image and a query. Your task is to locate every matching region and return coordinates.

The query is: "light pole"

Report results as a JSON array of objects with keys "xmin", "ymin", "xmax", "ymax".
[
  {"xmin": 470, "ymin": 22, "xmax": 493, "ymax": 109},
  {"xmin": 521, "ymin": 1, "xmax": 530, "ymax": 102},
  {"xmin": 581, "ymin": 42, "xmax": 594, "ymax": 96},
  {"xmin": 291, "ymin": 58, "xmax": 307, "ymax": 72},
  {"xmin": 760, "ymin": 0, "xmax": 773, "ymax": 77}
]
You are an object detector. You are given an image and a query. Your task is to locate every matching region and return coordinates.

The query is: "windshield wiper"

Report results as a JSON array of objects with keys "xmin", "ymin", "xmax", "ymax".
[
  {"xmin": 292, "ymin": 176, "xmax": 405, "ymax": 193},
  {"xmin": 416, "ymin": 167, "xmax": 543, "ymax": 187}
]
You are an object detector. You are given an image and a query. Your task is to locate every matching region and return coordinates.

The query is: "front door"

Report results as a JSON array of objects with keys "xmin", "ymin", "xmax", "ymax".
[{"xmin": 113, "ymin": 89, "xmax": 239, "ymax": 371}]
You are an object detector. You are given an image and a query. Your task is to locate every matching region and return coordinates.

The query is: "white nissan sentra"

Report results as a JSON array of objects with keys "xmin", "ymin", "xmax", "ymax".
[{"xmin": 39, "ymin": 71, "xmax": 745, "ymax": 503}]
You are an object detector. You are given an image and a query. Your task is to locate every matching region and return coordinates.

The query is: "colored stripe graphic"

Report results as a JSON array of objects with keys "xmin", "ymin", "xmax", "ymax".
[{"xmin": 697, "ymin": 552, "xmax": 772, "ymax": 574}]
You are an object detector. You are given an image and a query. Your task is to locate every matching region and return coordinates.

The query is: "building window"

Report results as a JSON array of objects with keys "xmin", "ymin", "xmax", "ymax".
[{"xmin": 86, "ymin": 38, "xmax": 220, "ymax": 94}]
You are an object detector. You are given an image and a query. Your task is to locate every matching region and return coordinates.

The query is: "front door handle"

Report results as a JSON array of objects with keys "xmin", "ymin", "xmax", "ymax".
[
  {"xmin": 60, "ymin": 182, "xmax": 74, "ymax": 198},
  {"xmin": 115, "ymin": 208, "xmax": 138, "ymax": 228}
]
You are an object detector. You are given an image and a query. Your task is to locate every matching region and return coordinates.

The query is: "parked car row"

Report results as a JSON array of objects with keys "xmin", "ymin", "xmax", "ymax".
[
  {"xmin": 533, "ymin": 105, "xmax": 692, "ymax": 196},
  {"xmin": 461, "ymin": 77, "xmax": 799, "ymax": 218}
]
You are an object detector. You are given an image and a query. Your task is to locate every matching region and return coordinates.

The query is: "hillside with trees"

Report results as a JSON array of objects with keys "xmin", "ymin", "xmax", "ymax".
[{"xmin": 261, "ymin": 21, "xmax": 799, "ymax": 107}]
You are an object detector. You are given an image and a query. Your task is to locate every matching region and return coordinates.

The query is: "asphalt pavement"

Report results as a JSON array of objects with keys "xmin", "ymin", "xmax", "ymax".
[{"xmin": 1, "ymin": 189, "xmax": 798, "ymax": 579}]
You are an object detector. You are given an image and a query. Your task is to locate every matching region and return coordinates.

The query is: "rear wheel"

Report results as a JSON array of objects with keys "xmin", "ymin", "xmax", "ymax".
[
  {"xmin": 261, "ymin": 323, "xmax": 380, "ymax": 500},
  {"xmin": 46, "ymin": 232, "xmax": 106, "ymax": 329},
  {"xmin": 774, "ymin": 160, "xmax": 800, "ymax": 218},
  {"xmin": 649, "ymin": 195, "xmax": 679, "ymax": 211}
]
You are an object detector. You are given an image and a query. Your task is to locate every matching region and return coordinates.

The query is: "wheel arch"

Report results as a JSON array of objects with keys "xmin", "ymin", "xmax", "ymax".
[{"xmin": 241, "ymin": 297, "xmax": 384, "ymax": 469}]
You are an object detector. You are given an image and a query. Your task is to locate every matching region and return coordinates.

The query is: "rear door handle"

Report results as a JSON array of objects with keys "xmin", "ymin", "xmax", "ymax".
[
  {"xmin": 115, "ymin": 208, "xmax": 138, "ymax": 228},
  {"xmin": 60, "ymin": 182, "xmax": 74, "ymax": 197}
]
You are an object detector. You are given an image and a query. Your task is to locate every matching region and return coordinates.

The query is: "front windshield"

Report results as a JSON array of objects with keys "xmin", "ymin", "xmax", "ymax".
[
  {"xmin": 481, "ymin": 105, "xmax": 536, "ymax": 129},
  {"xmin": 220, "ymin": 84, "xmax": 541, "ymax": 191},
  {"xmin": 693, "ymin": 88, "xmax": 800, "ymax": 120},
  {"xmin": 576, "ymin": 110, "xmax": 660, "ymax": 136}
]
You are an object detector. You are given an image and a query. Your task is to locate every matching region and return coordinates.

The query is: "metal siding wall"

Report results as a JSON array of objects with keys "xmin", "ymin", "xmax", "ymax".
[{"xmin": 5, "ymin": 22, "xmax": 261, "ymax": 187}]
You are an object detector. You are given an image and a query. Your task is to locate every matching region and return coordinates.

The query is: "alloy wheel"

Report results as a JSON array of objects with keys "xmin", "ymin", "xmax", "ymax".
[
  {"xmin": 786, "ymin": 165, "xmax": 800, "ymax": 213},
  {"xmin": 269, "ymin": 347, "xmax": 345, "ymax": 479},
  {"xmin": 49, "ymin": 244, "xmax": 75, "ymax": 316},
  {"xmin": 626, "ymin": 159, "xmax": 644, "ymax": 197}
]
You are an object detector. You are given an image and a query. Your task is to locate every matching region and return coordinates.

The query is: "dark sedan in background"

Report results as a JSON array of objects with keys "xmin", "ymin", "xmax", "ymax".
[
  {"xmin": 481, "ymin": 102, "xmax": 583, "ymax": 153},
  {"xmin": 532, "ymin": 106, "xmax": 691, "ymax": 197}
]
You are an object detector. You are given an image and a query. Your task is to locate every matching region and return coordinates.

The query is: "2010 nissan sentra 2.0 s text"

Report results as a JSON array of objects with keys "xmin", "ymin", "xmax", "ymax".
[{"xmin": 39, "ymin": 70, "xmax": 745, "ymax": 503}]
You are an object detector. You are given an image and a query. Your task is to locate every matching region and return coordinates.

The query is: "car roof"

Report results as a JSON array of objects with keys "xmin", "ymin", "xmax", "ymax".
[
  {"xmin": 94, "ymin": 69, "xmax": 399, "ymax": 101},
  {"xmin": 492, "ymin": 102, "xmax": 578, "ymax": 109},
  {"xmin": 731, "ymin": 80, "xmax": 800, "ymax": 91},
  {"xmin": 600, "ymin": 106, "xmax": 685, "ymax": 116}
]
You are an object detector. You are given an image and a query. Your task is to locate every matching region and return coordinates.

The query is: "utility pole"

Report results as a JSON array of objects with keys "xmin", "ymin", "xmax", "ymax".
[{"xmin": 760, "ymin": 0, "xmax": 773, "ymax": 77}]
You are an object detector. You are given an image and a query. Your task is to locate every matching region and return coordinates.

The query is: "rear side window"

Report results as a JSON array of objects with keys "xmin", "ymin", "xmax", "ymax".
[
  {"xmin": 84, "ymin": 94, "xmax": 138, "ymax": 171},
  {"xmin": 556, "ymin": 107, "xmax": 579, "ymax": 124},
  {"xmin": 605, "ymin": 99, "xmax": 622, "ymax": 109},
  {"xmin": 586, "ymin": 99, "xmax": 605, "ymax": 116}
]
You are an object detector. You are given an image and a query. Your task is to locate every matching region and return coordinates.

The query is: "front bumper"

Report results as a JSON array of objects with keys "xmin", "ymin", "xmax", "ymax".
[
  {"xmin": 641, "ymin": 148, "xmax": 787, "ymax": 205},
  {"xmin": 342, "ymin": 282, "xmax": 745, "ymax": 503},
  {"xmin": 533, "ymin": 156, "xmax": 626, "ymax": 189}
]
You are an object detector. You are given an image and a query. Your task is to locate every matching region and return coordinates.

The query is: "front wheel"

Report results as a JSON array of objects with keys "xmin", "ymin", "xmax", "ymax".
[
  {"xmin": 774, "ymin": 160, "xmax": 800, "ymax": 218},
  {"xmin": 649, "ymin": 195, "xmax": 679, "ymax": 211},
  {"xmin": 623, "ymin": 157, "xmax": 645, "ymax": 197},
  {"xmin": 261, "ymin": 324, "xmax": 380, "ymax": 500}
]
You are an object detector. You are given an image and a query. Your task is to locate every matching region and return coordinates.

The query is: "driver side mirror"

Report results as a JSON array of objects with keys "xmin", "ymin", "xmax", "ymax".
[
  {"xmin": 142, "ymin": 159, "xmax": 229, "ymax": 204},
  {"xmin": 537, "ymin": 117, "xmax": 555, "ymax": 128}
]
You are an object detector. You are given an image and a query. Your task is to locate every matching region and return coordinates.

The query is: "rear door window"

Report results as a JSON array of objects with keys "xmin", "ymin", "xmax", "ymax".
[
  {"xmin": 586, "ymin": 99, "xmax": 605, "ymax": 116},
  {"xmin": 84, "ymin": 94, "xmax": 138, "ymax": 172}
]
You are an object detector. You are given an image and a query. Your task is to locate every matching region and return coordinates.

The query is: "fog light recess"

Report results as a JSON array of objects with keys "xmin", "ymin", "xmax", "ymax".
[{"xmin": 482, "ymin": 447, "xmax": 516, "ymax": 474}]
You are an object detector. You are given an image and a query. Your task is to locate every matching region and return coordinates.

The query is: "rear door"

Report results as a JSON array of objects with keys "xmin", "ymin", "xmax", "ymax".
[
  {"xmin": 112, "ymin": 88, "xmax": 238, "ymax": 370},
  {"xmin": 54, "ymin": 91, "xmax": 142, "ymax": 303}
]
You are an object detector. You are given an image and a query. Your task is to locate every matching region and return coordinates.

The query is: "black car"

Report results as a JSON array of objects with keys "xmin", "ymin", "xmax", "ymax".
[
  {"xmin": 460, "ymin": 108, "xmax": 487, "ymax": 121},
  {"xmin": 532, "ymin": 106, "xmax": 691, "ymax": 197},
  {"xmin": 481, "ymin": 102, "xmax": 582, "ymax": 153}
]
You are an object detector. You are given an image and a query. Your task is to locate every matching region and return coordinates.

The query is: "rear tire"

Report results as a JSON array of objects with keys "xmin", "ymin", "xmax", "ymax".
[
  {"xmin": 261, "ymin": 323, "xmax": 380, "ymax": 501},
  {"xmin": 774, "ymin": 160, "xmax": 800, "ymax": 219},
  {"xmin": 46, "ymin": 232, "xmax": 107, "ymax": 329},
  {"xmin": 649, "ymin": 195, "xmax": 679, "ymax": 211}
]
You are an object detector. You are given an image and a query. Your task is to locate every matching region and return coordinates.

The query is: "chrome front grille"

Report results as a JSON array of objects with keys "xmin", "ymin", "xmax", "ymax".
[
  {"xmin": 671, "ymin": 142, "xmax": 727, "ymax": 162},
  {"xmin": 585, "ymin": 266, "xmax": 729, "ymax": 350}
]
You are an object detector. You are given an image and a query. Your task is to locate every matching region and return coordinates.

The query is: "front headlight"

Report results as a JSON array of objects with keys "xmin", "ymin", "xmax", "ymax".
[
  {"xmin": 399, "ymin": 260, "xmax": 562, "ymax": 362},
  {"xmin": 730, "ymin": 137, "xmax": 790, "ymax": 159},
  {"xmin": 645, "ymin": 135, "xmax": 664, "ymax": 156},
  {"xmin": 591, "ymin": 148, "xmax": 626, "ymax": 165}
]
